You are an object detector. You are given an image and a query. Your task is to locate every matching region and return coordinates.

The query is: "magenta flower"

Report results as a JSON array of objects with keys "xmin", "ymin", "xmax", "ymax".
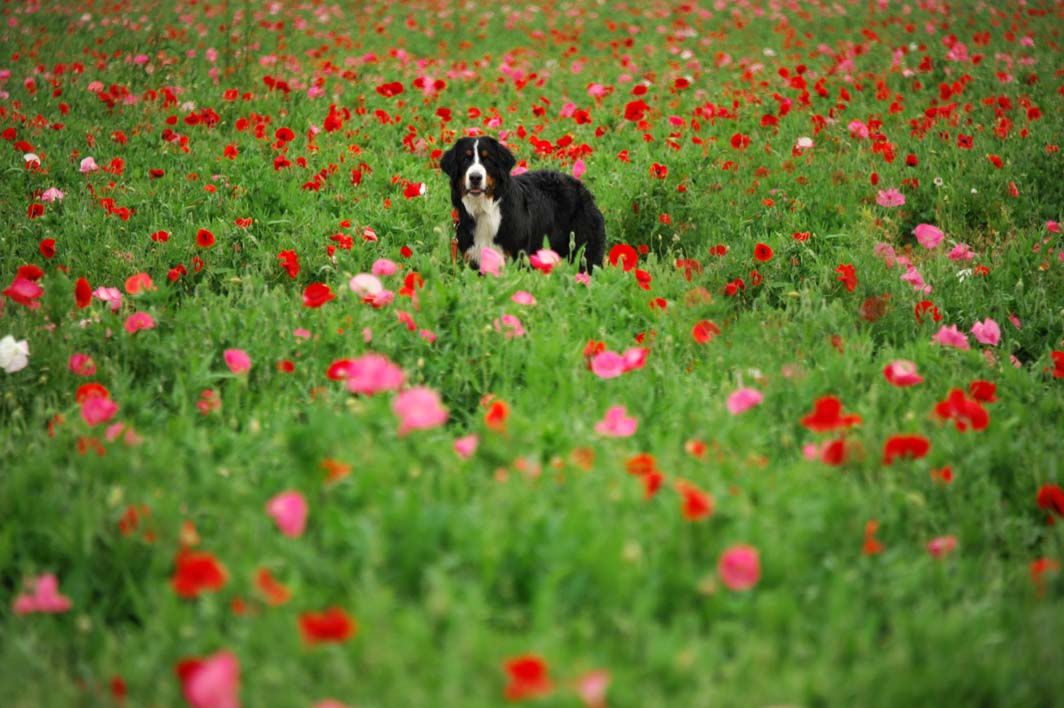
[
  {"xmin": 971, "ymin": 318, "xmax": 1001, "ymax": 346},
  {"xmin": 265, "ymin": 491, "xmax": 308, "ymax": 538},
  {"xmin": 932, "ymin": 324, "xmax": 970, "ymax": 350},
  {"xmin": 900, "ymin": 264, "xmax": 931, "ymax": 294},
  {"xmin": 512, "ymin": 290, "xmax": 537, "ymax": 305},
  {"xmin": 40, "ymin": 187, "xmax": 65, "ymax": 202},
  {"xmin": 873, "ymin": 242, "xmax": 898, "ymax": 268},
  {"xmin": 371, "ymin": 258, "xmax": 398, "ymax": 276},
  {"xmin": 68, "ymin": 353, "xmax": 96, "ymax": 377},
  {"xmin": 12, "ymin": 573, "xmax": 72, "ymax": 614},
  {"xmin": 529, "ymin": 249, "xmax": 561, "ymax": 274},
  {"xmin": 124, "ymin": 311, "xmax": 155, "ymax": 334},
  {"xmin": 621, "ymin": 347, "xmax": 648, "ymax": 372},
  {"xmin": 479, "ymin": 247, "xmax": 504, "ymax": 277},
  {"xmin": 875, "ymin": 188, "xmax": 905, "ymax": 207},
  {"xmin": 393, "ymin": 386, "xmax": 448, "ymax": 436},
  {"xmin": 594, "ymin": 405, "xmax": 638, "ymax": 437},
  {"xmin": 726, "ymin": 388, "xmax": 763, "ymax": 415},
  {"xmin": 180, "ymin": 650, "xmax": 240, "ymax": 708},
  {"xmin": 718, "ymin": 544, "xmax": 761, "ymax": 591},
  {"xmin": 223, "ymin": 348, "xmax": 252, "ymax": 375},
  {"xmin": 345, "ymin": 353, "xmax": 404, "ymax": 396},
  {"xmin": 948, "ymin": 243, "xmax": 975, "ymax": 261},
  {"xmin": 913, "ymin": 223, "xmax": 945, "ymax": 249},
  {"xmin": 591, "ymin": 351, "xmax": 626, "ymax": 379},
  {"xmin": 81, "ymin": 396, "xmax": 119, "ymax": 426},
  {"xmin": 572, "ymin": 158, "xmax": 587, "ymax": 181}
]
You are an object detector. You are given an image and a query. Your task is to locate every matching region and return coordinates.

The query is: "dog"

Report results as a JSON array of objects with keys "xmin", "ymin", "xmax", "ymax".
[{"xmin": 439, "ymin": 136, "xmax": 606, "ymax": 271}]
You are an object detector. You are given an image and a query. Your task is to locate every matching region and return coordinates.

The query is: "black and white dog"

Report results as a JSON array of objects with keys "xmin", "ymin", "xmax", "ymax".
[{"xmin": 440, "ymin": 136, "xmax": 606, "ymax": 271}]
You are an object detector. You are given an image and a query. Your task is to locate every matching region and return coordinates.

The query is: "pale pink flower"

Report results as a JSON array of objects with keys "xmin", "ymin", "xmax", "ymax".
[
  {"xmin": 419, "ymin": 329, "xmax": 436, "ymax": 343},
  {"xmin": 726, "ymin": 388, "xmax": 763, "ymax": 415},
  {"xmin": 40, "ymin": 187, "xmax": 64, "ymax": 202},
  {"xmin": 848, "ymin": 120, "xmax": 870, "ymax": 139},
  {"xmin": 266, "ymin": 491, "xmax": 308, "ymax": 538},
  {"xmin": 345, "ymin": 353, "xmax": 404, "ymax": 396},
  {"xmin": 181, "ymin": 651, "xmax": 240, "ymax": 708},
  {"xmin": 883, "ymin": 360, "xmax": 924, "ymax": 387},
  {"xmin": 479, "ymin": 247, "xmax": 504, "ymax": 277},
  {"xmin": 591, "ymin": 351, "xmax": 626, "ymax": 379},
  {"xmin": 529, "ymin": 249, "xmax": 561, "ymax": 274},
  {"xmin": 12, "ymin": 573, "xmax": 72, "ymax": 614},
  {"xmin": 875, "ymin": 188, "xmax": 905, "ymax": 207},
  {"xmin": 873, "ymin": 242, "xmax": 898, "ymax": 267},
  {"xmin": 594, "ymin": 405, "xmax": 638, "ymax": 437},
  {"xmin": 587, "ymin": 83, "xmax": 609, "ymax": 98},
  {"xmin": 223, "ymin": 348, "xmax": 251, "ymax": 375},
  {"xmin": 94, "ymin": 286, "xmax": 122, "ymax": 312},
  {"xmin": 575, "ymin": 272, "xmax": 591, "ymax": 286},
  {"xmin": 365, "ymin": 290, "xmax": 394, "ymax": 308},
  {"xmin": 900, "ymin": 264, "xmax": 931, "ymax": 294},
  {"xmin": 105, "ymin": 422, "xmax": 142, "ymax": 446},
  {"xmin": 572, "ymin": 158, "xmax": 587, "ymax": 181},
  {"xmin": 68, "ymin": 353, "xmax": 96, "ymax": 376},
  {"xmin": 79, "ymin": 156, "xmax": 99, "ymax": 173},
  {"xmin": 493, "ymin": 314, "xmax": 525, "ymax": 339},
  {"xmin": 453, "ymin": 434, "xmax": 479, "ymax": 459},
  {"xmin": 932, "ymin": 324, "xmax": 970, "ymax": 350},
  {"xmin": 312, "ymin": 702, "xmax": 351, "ymax": 708},
  {"xmin": 81, "ymin": 396, "xmax": 119, "ymax": 426},
  {"xmin": 971, "ymin": 318, "xmax": 1001, "ymax": 346},
  {"xmin": 124, "ymin": 311, "xmax": 155, "ymax": 334},
  {"xmin": 927, "ymin": 535, "xmax": 958, "ymax": 559},
  {"xmin": 575, "ymin": 670, "xmax": 611, "ymax": 708},
  {"xmin": 293, "ymin": 328, "xmax": 312, "ymax": 340},
  {"xmin": 348, "ymin": 273, "xmax": 383, "ymax": 298},
  {"xmin": 718, "ymin": 544, "xmax": 761, "ymax": 591},
  {"xmin": 393, "ymin": 386, "xmax": 448, "ymax": 435},
  {"xmin": 512, "ymin": 290, "xmax": 537, "ymax": 306},
  {"xmin": 913, "ymin": 223, "xmax": 945, "ymax": 249},
  {"xmin": 371, "ymin": 259, "xmax": 397, "ymax": 276},
  {"xmin": 947, "ymin": 243, "xmax": 975, "ymax": 261}
]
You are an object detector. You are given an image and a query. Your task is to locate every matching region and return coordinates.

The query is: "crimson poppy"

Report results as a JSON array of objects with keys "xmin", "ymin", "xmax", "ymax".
[
  {"xmin": 933, "ymin": 389, "xmax": 989, "ymax": 432},
  {"xmin": 607, "ymin": 244, "xmax": 638, "ymax": 271},
  {"xmin": 753, "ymin": 243, "xmax": 774, "ymax": 262},
  {"xmin": 1036, "ymin": 484, "xmax": 1064, "ymax": 524},
  {"xmin": 691, "ymin": 320, "xmax": 721, "ymax": 344},
  {"xmin": 277, "ymin": 249, "xmax": 299, "ymax": 279},
  {"xmin": 676, "ymin": 481, "xmax": 714, "ymax": 521},
  {"xmin": 503, "ymin": 654, "xmax": 552, "ymax": 701},
  {"xmin": 968, "ymin": 380, "xmax": 998, "ymax": 402},
  {"xmin": 74, "ymin": 277, "xmax": 92, "ymax": 308},
  {"xmin": 195, "ymin": 229, "xmax": 215, "ymax": 248},
  {"xmin": 485, "ymin": 400, "xmax": 510, "ymax": 433},
  {"xmin": 171, "ymin": 550, "xmax": 228, "ymax": 599},
  {"xmin": 835, "ymin": 263, "xmax": 857, "ymax": 292},
  {"xmin": 302, "ymin": 283, "xmax": 336, "ymax": 308},
  {"xmin": 800, "ymin": 396, "xmax": 862, "ymax": 432},
  {"xmin": 255, "ymin": 568, "xmax": 291, "ymax": 606}
]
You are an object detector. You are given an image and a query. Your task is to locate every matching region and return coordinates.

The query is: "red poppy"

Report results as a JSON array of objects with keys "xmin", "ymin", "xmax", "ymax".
[
  {"xmin": 3, "ymin": 277, "xmax": 44, "ymax": 307},
  {"xmin": 676, "ymin": 481, "xmax": 714, "ymax": 521},
  {"xmin": 753, "ymin": 243, "xmax": 774, "ymax": 262},
  {"xmin": 957, "ymin": 134, "xmax": 973, "ymax": 149},
  {"xmin": 277, "ymin": 249, "xmax": 299, "ymax": 279},
  {"xmin": 882, "ymin": 434, "xmax": 930, "ymax": 465},
  {"xmin": 835, "ymin": 263, "xmax": 857, "ymax": 292},
  {"xmin": 634, "ymin": 269, "xmax": 652, "ymax": 290},
  {"xmin": 820, "ymin": 437, "xmax": 849, "ymax": 466},
  {"xmin": 503, "ymin": 654, "xmax": 552, "ymax": 702},
  {"xmin": 862, "ymin": 519, "xmax": 884, "ymax": 555},
  {"xmin": 987, "ymin": 154, "xmax": 1003, "ymax": 169},
  {"xmin": 583, "ymin": 340, "xmax": 606, "ymax": 369},
  {"xmin": 28, "ymin": 203, "xmax": 45, "ymax": 219},
  {"xmin": 641, "ymin": 470, "xmax": 664, "ymax": 499},
  {"xmin": 302, "ymin": 283, "xmax": 336, "ymax": 308},
  {"xmin": 691, "ymin": 320, "xmax": 721, "ymax": 344},
  {"xmin": 800, "ymin": 396, "xmax": 862, "ymax": 432},
  {"xmin": 17, "ymin": 264, "xmax": 44, "ymax": 281},
  {"xmin": 39, "ymin": 238, "xmax": 55, "ymax": 258},
  {"xmin": 74, "ymin": 277, "xmax": 92, "ymax": 308},
  {"xmin": 151, "ymin": 230, "xmax": 170, "ymax": 242},
  {"xmin": 171, "ymin": 550, "xmax": 228, "ymax": 599},
  {"xmin": 930, "ymin": 466, "xmax": 954, "ymax": 484},
  {"xmin": 730, "ymin": 132, "xmax": 751, "ymax": 150},
  {"xmin": 195, "ymin": 229, "xmax": 215, "ymax": 248},
  {"xmin": 1030, "ymin": 558, "xmax": 1061, "ymax": 597},
  {"xmin": 299, "ymin": 606, "xmax": 357, "ymax": 644},
  {"xmin": 1036, "ymin": 484, "xmax": 1064, "ymax": 524},
  {"xmin": 274, "ymin": 126, "xmax": 295, "ymax": 142},
  {"xmin": 1051, "ymin": 351, "xmax": 1064, "ymax": 378},
  {"xmin": 623, "ymin": 99, "xmax": 649, "ymax": 122},
  {"xmin": 649, "ymin": 162, "xmax": 668, "ymax": 179},
  {"xmin": 968, "ymin": 380, "xmax": 998, "ymax": 402},
  {"xmin": 255, "ymin": 568, "xmax": 291, "ymax": 606},
  {"xmin": 607, "ymin": 244, "xmax": 638, "ymax": 271},
  {"xmin": 914, "ymin": 300, "xmax": 943, "ymax": 323},
  {"xmin": 626, "ymin": 452, "xmax": 658, "ymax": 477},
  {"xmin": 485, "ymin": 400, "xmax": 510, "ymax": 433},
  {"xmin": 675, "ymin": 258, "xmax": 702, "ymax": 281},
  {"xmin": 76, "ymin": 382, "xmax": 110, "ymax": 403},
  {"xmin": 933, "ymin": 389, "xmax": 989, "ymax": 432}
]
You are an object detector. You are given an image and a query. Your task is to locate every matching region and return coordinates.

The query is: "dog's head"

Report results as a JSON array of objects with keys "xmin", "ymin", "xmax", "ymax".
[{"xmin": 440, "ymin": 136, "xmax": 516, "ymax": 203}]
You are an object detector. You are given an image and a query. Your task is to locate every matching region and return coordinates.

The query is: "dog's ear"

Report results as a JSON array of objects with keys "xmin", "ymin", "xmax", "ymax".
[
  {"xmin": 495, "ymin": 140, "xmax": 517, "ymax": 175},
  {"xmin": 440, "ymin": 143, "xmax": 459, "ymax": 179}
]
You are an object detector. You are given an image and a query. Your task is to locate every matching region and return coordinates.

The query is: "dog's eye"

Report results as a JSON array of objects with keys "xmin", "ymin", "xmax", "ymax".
[
  {"xmin": 465, "ymin": 149, "xmax": 472, "ymax": 157},
  {"xmin": 481, "ymin": 150, "xmax": 489, "ymax": 157}
]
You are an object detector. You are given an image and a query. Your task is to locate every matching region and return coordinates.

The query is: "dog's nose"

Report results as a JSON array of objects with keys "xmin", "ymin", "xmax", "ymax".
[{"xmin": 468, "ymin": 173, "xmax": 483, "ymax": 187}]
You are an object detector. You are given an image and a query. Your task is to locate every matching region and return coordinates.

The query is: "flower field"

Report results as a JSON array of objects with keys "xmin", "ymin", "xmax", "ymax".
[{"xmin": 2, "ymin": 0, "xmax": 1064, "ymax": 705}]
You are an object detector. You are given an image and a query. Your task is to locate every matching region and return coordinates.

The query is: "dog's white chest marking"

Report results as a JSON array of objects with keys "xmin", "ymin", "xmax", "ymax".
[{"xmin": 461, "ymin": 140, "xmax": 503, "ymax": 264}]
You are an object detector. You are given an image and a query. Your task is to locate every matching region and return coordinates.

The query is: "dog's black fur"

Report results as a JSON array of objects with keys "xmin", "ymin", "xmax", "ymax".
[{"xmin": 440, "ymin": 136, "xmax": 606, "ymax": 271}]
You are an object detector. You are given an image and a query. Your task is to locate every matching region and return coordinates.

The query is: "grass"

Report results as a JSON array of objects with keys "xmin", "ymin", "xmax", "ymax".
[{"xmin": 1, "ymin": 0, "xmax": 1063, "ymax": 706}]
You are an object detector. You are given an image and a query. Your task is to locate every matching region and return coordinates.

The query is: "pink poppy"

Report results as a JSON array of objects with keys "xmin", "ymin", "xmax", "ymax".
[
  {"xmin": 344, "ymin": 354, "xmax": 404, "ymax": 396},
  {"xmin": 82, "ymin": 396, "xmax": 119, "ymax": 426},
  {"xmin": 79, "ymin": 156, "xmax": 99, "ymax": 173},
  {"xmin": 223, "ymin": 348, "xmax": 252, "ymax": 375},
  {"xmin": 529, "ymin": 249, "xmax": 561, "ymax": 274},
  {"xmin": 594, "ymin": 405, "xmax": 638, "ymax": 437},
  {"xmin": 265, "ymin": 491, "xmax": 308, "ymax": 538},
  {"xmin": 726, "ymin": 388, "xmax": 763, "ymax": 415},
  {"xmin": 348, "ymin": 273, "xmax": 383, "ymax": 298},
  {"xmin": 572, "ymin": 158, "xmax": 587, "ymax": 180},
  {"xmin": 932, "ymin": 324, "xmax": 970, "ymax": 350},
  {"xmin": 875, "ymin": 188, "xmax": 905, "ymax": 207},
  {"xmin": 512, "ymin": 290, "xmax": 536, "ymax": 305},
  {"xmin": 927, "ymin": 535, "xmax": 958, "ymax": 559},
  {"xmin": 883, "ymin": 360, "xmax": 923, "ymax": 386},
  {"xmin": 621, "ymin": 347, "xmax": 648, "ymax": 372},
  {"xmin": 179, "ymin": 651, "xmax": 240, "ymax": 708},
  {"xmin": 913, "ymin": 223, "xmax": 945, "ymax": 249},
  {"xmin": 453, "ymin": 434, "xmax": 479, "ymax": 459},
  {"xmin": 68, "ymin": 353, "xmax": 97, "ymax": 377},
  {"xmin": 94, "ymin": 286, "xmax": 122, "ymax": 312},
  {"xmin": 948, "ymin": 243, "xmax": 975, "ymax": 261},
  {"xmin": 124, "ymin": 312, "xmax": 155, "ymax": 334},
  {"xmin": 371, "ymin": 259, "xmax": 397, "ymax": 276},
  {"xmin": 590, "ymin": 351, "xmax": 626, "ymax": 379},
  {"xmin": 900, "ymin": 264, "xmax": 931, "ymax": 294},
  {"xmin": 575, "ymin": 670, "xmax": 611, "ymax": 708},
  {"xmin": 12, "ymin": 573, "xmax": 72, "ymax": 614},
  {"xmin": 718, "ymin": 544, "xmax": 761, "ymax": 591},
  {"xmin": 480, "ymin": 247, "xmax": 504, "ymax": 277},
  {"xmin": 493, "ymin": 314, "xmax": 525, "ymax": 339},
  {"xmin": 393, "ymin": 387, "xmax": 448, "ymax": 435},
  {"xmin": 971, "ymin": 318, "xmax": 1001, "ymax": 346}
]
